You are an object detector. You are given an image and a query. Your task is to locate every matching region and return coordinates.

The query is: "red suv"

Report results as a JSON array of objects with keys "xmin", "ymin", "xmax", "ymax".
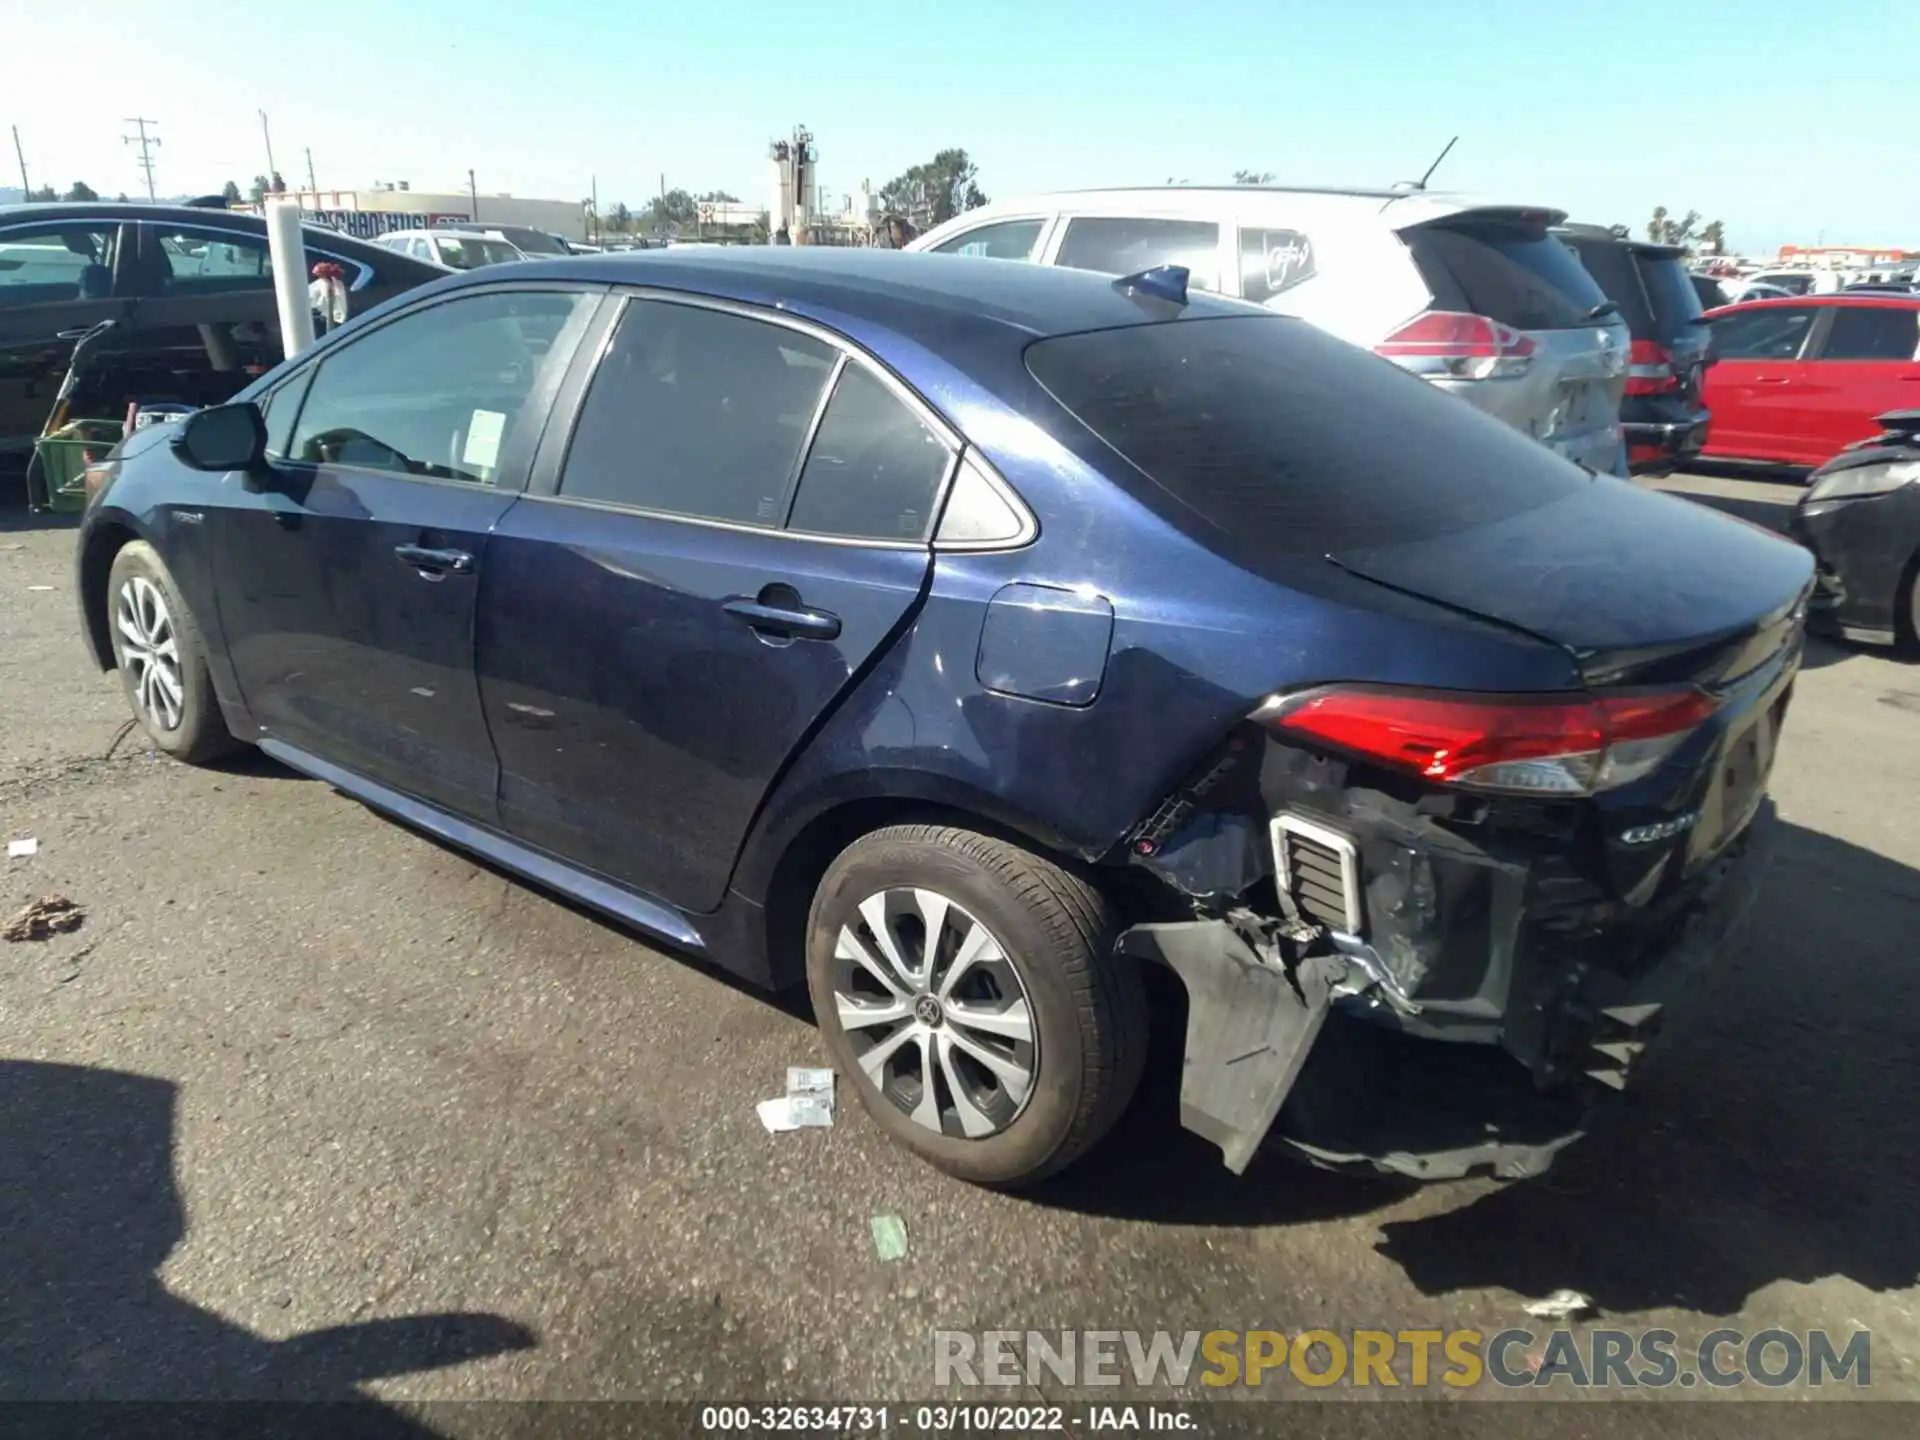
[{"xmin": 1700, "ymin": 295, "xmax": 1920, "ymax": 467}]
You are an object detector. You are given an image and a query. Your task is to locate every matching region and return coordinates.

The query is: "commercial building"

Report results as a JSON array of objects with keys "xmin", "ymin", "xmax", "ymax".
[
  {"xmin": 246, "ymin": 183, "xmax": 588, "ymax": 242},
  {"xmin": 1776, "ymin": 244, "xmax": 1918, "ymax": 269}
]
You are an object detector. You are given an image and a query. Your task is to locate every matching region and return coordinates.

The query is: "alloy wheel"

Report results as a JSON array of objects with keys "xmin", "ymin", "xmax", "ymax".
[
  {"xmin": 829, "ymin": 887, "xmax": 1038, "ymax": 1140},
  {"xmin": 115, "ymin": 575, "xmax": 185, "ymax": 732}
]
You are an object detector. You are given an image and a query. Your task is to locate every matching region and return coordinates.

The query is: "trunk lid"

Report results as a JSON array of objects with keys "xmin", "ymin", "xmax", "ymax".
[{"xmin": 1325, "ymin": 478, "xmax": 1814, "ymax": 685}]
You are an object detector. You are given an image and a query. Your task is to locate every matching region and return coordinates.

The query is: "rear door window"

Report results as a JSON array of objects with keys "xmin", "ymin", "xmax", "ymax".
[
  {"xmin": 1406, "ymin": 223, "xmax": 1610, "ymax": 330},
  {"xmin": 558, "ymin": 299, "xmax": 835, "ymax": 525},
  {"xmin": 929, "ymin": 219, "xmax": 1045, "ymax": 261},
  {"xmin": 786, "ymin": 366, "xmax": 953, "ymax": 541},
  {"xmin": 1053, "ymin": 217, "xmax": 1221, "ymax": 292},
  {"xmin": 150, "ymin": 227, "xmax": 271, "ymax": 293},
  {"xmin": 1709, "ymin": 306, "xmax": 1820, "ymax": 361},
  {"xmin": 1026, "ymin": 314, "xmax": 1588, "ymax": 559},
  {"xmin": 1814, "ymin": 306, "xmax": 1920, "ymax": 361},
  {"xmin": 0, "ymin": 223, "xmax": 122, "ymax": 304}
]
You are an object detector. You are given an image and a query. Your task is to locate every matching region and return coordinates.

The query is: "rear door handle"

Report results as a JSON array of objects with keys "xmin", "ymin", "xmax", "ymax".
[
  {"xmin": 722, "ymin": 598, "xmax": 842, "ymax": 641},
  {"xmin": 394, "ymin": 543, "xmax": 474, "ymax": 576}
]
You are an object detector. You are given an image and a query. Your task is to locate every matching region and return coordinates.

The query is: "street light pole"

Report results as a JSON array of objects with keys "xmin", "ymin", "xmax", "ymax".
[{"xmin": 260, "ymin": 110, "xmax": 278, "ymax": 184}]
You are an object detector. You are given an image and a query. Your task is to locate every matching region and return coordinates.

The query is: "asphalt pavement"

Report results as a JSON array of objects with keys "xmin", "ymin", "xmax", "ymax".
[{"xmin": 2, "ymin": 472, "xmax": 1916, "ymax": 1429}]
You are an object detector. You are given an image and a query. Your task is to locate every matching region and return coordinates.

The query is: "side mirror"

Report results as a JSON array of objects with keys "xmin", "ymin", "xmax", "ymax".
[{"xmin": 171, "ymin": 401, "xmax": 267, "ymax": 473}]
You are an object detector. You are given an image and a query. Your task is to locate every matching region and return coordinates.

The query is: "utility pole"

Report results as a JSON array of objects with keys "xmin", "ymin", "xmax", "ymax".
[
  {"xmin": 11, "ymin": 125, "xmax": 28, "ymax": 199},
  {"xmin": 468, "ymin": 169, "xmax": 479, "ymax": 224},
  {"xmin": 259, "ymin": 110, "xmax": 278, "ymax": 185},
  {"xmin": 590, "ymin": 175, "xmax": 598, "ymax": 242},
  {"xmin": 122, "ymin": 117, "xmax": 161, "ymax": 201},
  {"xmin": 305, "ymin": 147, "xmax": 318, "ymax": 196}
]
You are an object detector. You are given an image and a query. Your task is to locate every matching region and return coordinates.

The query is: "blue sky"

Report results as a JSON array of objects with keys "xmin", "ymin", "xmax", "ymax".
[{"xmin": 6, "ymin": 0, "xmax": 1912, "ymax": 252}]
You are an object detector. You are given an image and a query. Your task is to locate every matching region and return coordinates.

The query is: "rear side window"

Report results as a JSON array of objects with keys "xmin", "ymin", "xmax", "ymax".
[
  {"xmin": 931, "ymin": 219, "xmax": 1045, "ymax": 261},
  {"xmin": 1054, "ymin": 217, "xmax": 1220, "ymax": 292},
  {"xmin": 1406, "ymin": 223, "xmax": 1610, "ymax": 330},
  {"xmin": 1818, "ymin": 307, "xmax": 1920, "ymax": 361},
  {"xmin": 1564, "ymin": 238, "xmax": 1653, "ymax": 333},
  {"xmin": 1636, "ymin": 254, "xmax": 1706, "ymax": 334},
  {"xmin": 1239, "ymin": 229, "xmax": 1317, "ymax": 305},
  {"xmin": 787, "ymin": 367, "xmax": 953, "ymax": 540},
  {"xmin": 1710, "ymin": 306, "xmax": 1819, "ymax": 361},
  {"xmin": 1026, "ymin": 315, "xmax": 1587, "ymax": 557},
  {"xmin": 559, "ymin": 299, "xmax": 834, "ymax": 525}
]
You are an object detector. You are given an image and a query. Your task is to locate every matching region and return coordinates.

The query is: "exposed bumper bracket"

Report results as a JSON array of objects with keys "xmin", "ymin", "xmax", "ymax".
[{"xmin": 1117, "ymin": 920, "xmax": 1339, "ymax": 1174}]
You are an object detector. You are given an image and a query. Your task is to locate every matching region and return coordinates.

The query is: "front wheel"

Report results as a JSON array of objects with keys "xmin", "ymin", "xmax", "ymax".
[
  {"xmin": 106, "ymin": 540, "xmax": 243, "ymax": 764},
  {"xmin": 805, "ymin": 824, "xmax": 1147, "ymax": 1186}
]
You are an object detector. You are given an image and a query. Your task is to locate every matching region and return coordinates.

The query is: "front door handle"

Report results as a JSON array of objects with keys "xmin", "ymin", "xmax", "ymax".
[
  {"xmin": 394, "ymin": 543, "xmax": 474, "ymax": 576},
  {"xmin": 1753, "ymin": 376, "xmax": 1793, "ymax": 385},
  {"xmin": 722, "ymin": 598, "xmax": 842, "ymax": 641}
]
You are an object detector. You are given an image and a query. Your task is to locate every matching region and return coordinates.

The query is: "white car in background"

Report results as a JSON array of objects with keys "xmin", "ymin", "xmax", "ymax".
[
  {"xmin": 1724, "ymin": 269, "xmax": 1846, "ymax": 302},
  {"xmin": 372, "ymin": 228, "xmax": 523, "ymax": 270},
  {"xmin": 910, "ymin": 186, "xmax": 1633, "ymax": 475}
]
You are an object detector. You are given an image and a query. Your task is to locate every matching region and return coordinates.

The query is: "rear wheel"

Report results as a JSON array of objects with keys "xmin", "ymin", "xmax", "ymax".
[
  {"xmin": 1900, "ymin": 553, "xmax": 1920, "ymax": 657},
  {"xmin": 806, "ymin": 824, "xmax": 1147, "ymax": 1186},
  {"xmin": 106, "ymin": 541, "xmax": 242, "ymax": 763}
]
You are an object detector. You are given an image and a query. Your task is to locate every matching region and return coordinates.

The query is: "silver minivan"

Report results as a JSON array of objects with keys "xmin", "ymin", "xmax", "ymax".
[{"xmin": 909, "ymin": 187, "xmax": 1632, "ymax": 475}]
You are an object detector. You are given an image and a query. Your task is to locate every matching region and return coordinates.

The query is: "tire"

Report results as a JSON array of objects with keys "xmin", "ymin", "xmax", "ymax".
[
  {"xmin": 805, "ymin": 823, "xmax": 1147, "ymax": 1186},
  {"xmin": 1898, "ymin": 553, "xmax": 1920, "ymax": 659},
  {"xmin": 105, "ymin": 540, "xmax": 243, "ymax": 764}
]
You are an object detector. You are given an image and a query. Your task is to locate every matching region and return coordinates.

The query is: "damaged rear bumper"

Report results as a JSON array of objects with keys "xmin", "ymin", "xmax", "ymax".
[{"xmin": 1118, "ymin": 801, "xmax": 1775, "ymax": 1181}]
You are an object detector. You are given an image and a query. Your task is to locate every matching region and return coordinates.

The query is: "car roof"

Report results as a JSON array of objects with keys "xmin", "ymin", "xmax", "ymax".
[
  {"xmin": 916, "ymin": 185, "xmax": 1566, "ymax": 233},
  {"xmin": 430, "ymin": 245, "xmax": 1258, "ymax": 339},
  {"xmin": 0, "ymin": 200, "xmax": 417, "ymax": 261}
]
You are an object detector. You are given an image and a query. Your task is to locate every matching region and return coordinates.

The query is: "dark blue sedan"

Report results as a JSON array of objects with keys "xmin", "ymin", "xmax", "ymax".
[{"xmin": 74, "ymin": 248, "xmax": 1813, "ymax": 1186}]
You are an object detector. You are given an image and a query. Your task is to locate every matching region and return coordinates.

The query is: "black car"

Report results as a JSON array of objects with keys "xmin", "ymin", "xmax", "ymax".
[
  {"xmin": 1794, "ymin": 409, "xmax": 1920, "ymax": 652},
  {"xmin": 0, "ymin": 202, "xmax": 446, "ymax": 451},
  {"xmin": 1558, "ymin": 225, "xmax": 1713, "ymax": 475}
]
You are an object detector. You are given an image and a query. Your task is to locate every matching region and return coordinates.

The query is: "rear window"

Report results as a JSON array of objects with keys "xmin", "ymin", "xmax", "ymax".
[
  {"xmin": 1406, "ymin": 223, "xmax": 1611, "ymax": 331},
  {"xmin": 1564, "ymin": 237, "xmax": 1653, "ymax": 334},
  {"xmin": 1025, "ymin": 315, "xmax": 1589, "ymax": 557},
  {"xmin": 1636, "ymin": 253, "xmax": 1706, "ymax": 333}
]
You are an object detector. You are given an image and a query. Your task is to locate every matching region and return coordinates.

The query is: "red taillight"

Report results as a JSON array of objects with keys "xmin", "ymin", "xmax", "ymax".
[
  {"xmin": 1375, "ymin": 311, "xmax": 1536, "ymax": 381},
  {"xmin": 1265, "ymin": 686, "xmax": 1717, "ymax": 796},
  {"xmin": 1625, "ymin": 339, "xmax": 1677, "ymax": 396}
]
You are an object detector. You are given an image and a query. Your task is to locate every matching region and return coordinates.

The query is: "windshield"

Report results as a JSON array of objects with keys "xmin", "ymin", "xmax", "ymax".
[
  {"xmin": 436, "ymin": 236, "xmax": 522, "ymax": 269},
  {"xmin": 1026, "ymin": 315, "xmax": 1587, "ymax": 558}
]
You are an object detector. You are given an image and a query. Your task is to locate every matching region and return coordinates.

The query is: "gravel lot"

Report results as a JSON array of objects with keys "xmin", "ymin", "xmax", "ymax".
[{"xmin": 2, "ymin": 472, "xmax": 1916, "ymax": 1430}]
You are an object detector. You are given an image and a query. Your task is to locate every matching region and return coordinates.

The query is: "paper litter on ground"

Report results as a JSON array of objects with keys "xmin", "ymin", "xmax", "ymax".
[
  {"xmin": 7, "ymin": 837, "xmax": 38, "ymax": 858},
  {"xmin": 871, "ymin": 1214, "xmax": 908, "ymax": 1262},
  {"xmin": 756, "ymin": 1067, "xmax": 837, "ymax": 1131},
  {"xmin": 1522, "ymin": 1289, "xmax": 1594, "ymax": 1320}
]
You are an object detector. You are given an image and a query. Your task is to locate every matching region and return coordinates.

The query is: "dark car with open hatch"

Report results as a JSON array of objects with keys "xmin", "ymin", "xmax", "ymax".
[{"xmin": 73, "ymin": 247, "xmax": 1811, "ymax": 1186}]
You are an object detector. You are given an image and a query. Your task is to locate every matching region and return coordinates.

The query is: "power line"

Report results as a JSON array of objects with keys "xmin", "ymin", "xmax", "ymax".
[{"xmin": 122, "ymin": 117, "xmax": 161, "ymax": 201}]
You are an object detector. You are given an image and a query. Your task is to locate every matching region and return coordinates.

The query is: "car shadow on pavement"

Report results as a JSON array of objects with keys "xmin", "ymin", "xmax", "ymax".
[
  {"xmin": 1374, "ymin": 817, "xmax": 1920, "ymax": 1316},
  {"xmin": 0, "ymin": 1060, "xmax": 535, "ymax": 1422}
]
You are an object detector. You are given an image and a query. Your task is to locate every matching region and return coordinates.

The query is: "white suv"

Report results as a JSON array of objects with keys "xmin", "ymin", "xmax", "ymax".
[{"xmin": 909, "ymin": 187, "xmax": 1632, "ymax": 474}]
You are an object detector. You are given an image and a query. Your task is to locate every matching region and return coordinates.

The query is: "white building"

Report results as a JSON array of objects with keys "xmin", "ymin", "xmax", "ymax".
[{"xmin": 247, "ymin": 184, "xmax": 588, "ymax": 242}]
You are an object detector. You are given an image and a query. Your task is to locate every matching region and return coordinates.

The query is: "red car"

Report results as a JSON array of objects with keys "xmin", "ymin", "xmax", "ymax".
[{"xmin": 1700, "ymin": 294, "xmax": 1920, "ymax": 467}]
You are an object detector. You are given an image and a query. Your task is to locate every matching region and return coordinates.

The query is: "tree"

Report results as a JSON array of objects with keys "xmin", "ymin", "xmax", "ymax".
[
  {"xmin": 608, "ymin": 201, "xmax": 631, "ymax": 234},
  {"xmin": 250, "ymin": 174, "xmax": 271, "ymax": 203},
  {"xmin": 1233, "ymin": 169, "xmax": 1275, "ymax": 185},
  {"xmin": 879, "ymin": 149, "xmax": 986, "ymax": 227},
  {"xmin": 1647, "ymin": 206, "xmax": 1701, "ymax": 247},
  {"xmin": 221, "ymin": 179, "xmax": 243, "ymax": 203},
  {"xmin": 645, "ymin": 187, "xmax": 699, "ymax": 234},
  {"xmin": 64, "ymin": 181, "xmax": 98, "ymax": 202},
  {"xmin": 26, "ymin": 184, "xmax": 57, "ymax": 202},
  {"xmin": 696, "ymin": 190, "xmax": 740, "ymax": 205},
  {"xmin": 1699, "ymin": 218, "xmax": 1727, "ymax": 255}
]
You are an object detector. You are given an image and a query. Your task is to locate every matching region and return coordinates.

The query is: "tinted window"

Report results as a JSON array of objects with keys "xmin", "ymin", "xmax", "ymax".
[
  {"xmin": 1239, "ymin": 228, "xmax": 1317, "ymax": 305},
  {"xmin": 1563, "ymin": 237, "xmax": 1653, "ymax": 333},
  {"xmin": 1636, "ymin": 254, "xmax": 1705, "ymax": 333},
  {"xmin": 288, "ymin": 290, "xmax": 588, "ymax": 482},
  {"xmin": 1407, "ymin": 223, "xmax": 1610, "ymax": 330},
  {"xmin": 1054, "ymin": 217, "xmax": 1220, "ymax": 292},
  {"xmin": 787, "ymin": 367, "xmax": 952, "ymax": 540},
  {"xmin": 560, "ymin": 300, "xmax": 834, "ymax": 524},
  {"xmin": 1026, "ymin": 315, "xmax": 1587, "ymax": 557},
  {"xmin": 1691, "ymin": 274, "xmax": 1731, "ymax": 310},
  {"xmin": 1710, "ymin": 306, "xmax": 1818, "ymax": 361},
  {"xmin": 436, "ymin": 236, "xmax": 520, "ymax": 269},
  {"xmin": 931, "ymin": 218, "xmax": 1045, "ymax": 261},
  {"xmin": 1818, "ymin": 307, "xmax": 1920, "ymax": 362},
  {"xmin": 1754, "ymin": 273, "xmax": 1813, "ymax": 295},
  {"xmin": 152, "ymin": 227, "xmax": 270, "ymax": 292},
  {"xmin": 0, "ymin": 223, "xmax": 119, "ymax": 305}
]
